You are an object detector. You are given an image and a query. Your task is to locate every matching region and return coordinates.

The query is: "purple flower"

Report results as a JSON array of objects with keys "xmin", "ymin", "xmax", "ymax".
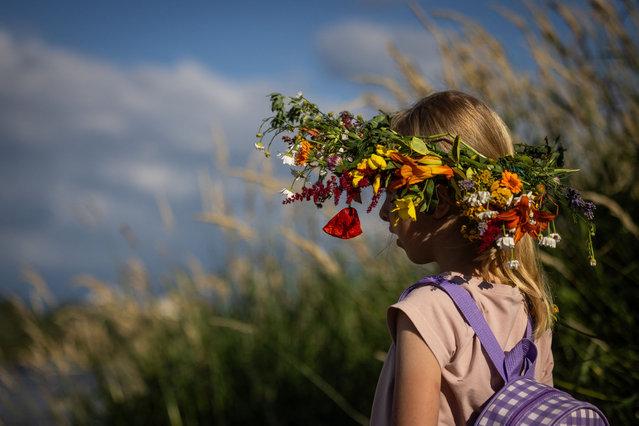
[
  {"xmin": 566, "ymin": 188, "xmax": 584, "ymax": 209},
  {"xmin": 326, "ymin": 155, "xmax": 341, "ymax": 171},
  {"xmin": 583, "ymin": 201, "xmax": 596, "ymax": 220},
  {"xmin": 565, "ymin": 187, "xmax": 596, "ymax": 220},
  {"xmin": 459, "ymin": 178, "xmax": 474, "ymax": 191}
]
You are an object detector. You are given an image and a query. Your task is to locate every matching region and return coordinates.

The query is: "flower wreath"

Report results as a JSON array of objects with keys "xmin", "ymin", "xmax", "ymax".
[{"xmin": 255, "ymin": 93, "xmax": 597, "ymax": 269}]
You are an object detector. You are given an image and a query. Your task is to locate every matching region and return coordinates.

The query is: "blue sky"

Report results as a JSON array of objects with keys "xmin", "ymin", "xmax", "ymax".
[{"xmin": 0, "ymin": 0, "xmax": 531, "ymax": 300}]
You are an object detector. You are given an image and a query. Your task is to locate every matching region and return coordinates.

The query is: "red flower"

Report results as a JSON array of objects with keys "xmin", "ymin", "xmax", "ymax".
[
  {"xmin": 496, "ymin": 196, "xmax": 556, "ymax": 243},
  {"xmin": 322, "ymin": 207, "xmax": 363, "ymax": 239}
]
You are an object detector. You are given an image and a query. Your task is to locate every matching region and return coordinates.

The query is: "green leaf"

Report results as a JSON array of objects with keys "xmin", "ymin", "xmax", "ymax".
[
  {"xmin": 421, "ymin": 179, "xmax": 435, "ymax": 212},
  {"xmin": 419, "ymin": 198, "xmax": 429, "ymax": 212},
  {"xmin": 410, "ymin": 137, "xmax": 429, "ymax": 155},
  {"xmin": 518, "ymin": 155, "xmax": 533, "ymax": 164},
  {"xmin": 450, "ymin": 135, "xmax": 461, "ymax": 163}
]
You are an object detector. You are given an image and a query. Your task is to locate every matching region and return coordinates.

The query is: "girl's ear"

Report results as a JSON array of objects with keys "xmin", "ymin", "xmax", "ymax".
[{"xmin": 433, "ymin": 183, "xmax": 453, "ymax": 219}]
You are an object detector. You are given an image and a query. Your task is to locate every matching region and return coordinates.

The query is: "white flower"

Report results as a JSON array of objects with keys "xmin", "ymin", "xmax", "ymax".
[
  {"xmin": 549, "ymin": 233, "xmax": 562, "ymax": 243},
  {"xmin": 506, "ymin": 260, "xmax": 520, "ymax": 270},
  {"xmin": 254, "ymin": 142, "xmax": 265, "ymax": 152},
  {"xmin": 462, "ymin": 193, "xmax": 479, "ymax": 207},
  {"xmin": 477, "ymin": 210, "xmax": 498, "ymax": 221},
  {"xmin": 539, "ymin": 236, "xmax": 556, "ymax": 248},
  {"xmin": 341, "ymin": 134, "xmax": 349, "ymax": 141},
  {"xmin": 589, "ymin": 257, "xmax": 597, "ymax": 267},
  {"xmin": 463, "ymin": 191, "xmax": 492, "ymax": 207},
  {"xmin": 296, "ymin": 91, "xmax": 303, "ymax": 99},
  {"xmin": 278, "ymin": 152, "xmax": 296, "ymax": 166},
  {"xmin": 477, "ymin": 191, "xmax": 491, "ymax": 205},
  {"xmin": 496, "ymin": 236, "xmax": 516, "ymax": 250},
  {"xmin": 280, "ymin": 188, "xmax": 295, "ymax": 200},
  {"xmin": 461, "ymin": 193, "xmax": 475, "ymax": 205}
]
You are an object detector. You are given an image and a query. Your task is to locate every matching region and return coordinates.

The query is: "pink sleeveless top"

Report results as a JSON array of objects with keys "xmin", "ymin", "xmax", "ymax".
[{"xmin": 370, "ymin": 272, "xmax": 554, "ymax": 425}]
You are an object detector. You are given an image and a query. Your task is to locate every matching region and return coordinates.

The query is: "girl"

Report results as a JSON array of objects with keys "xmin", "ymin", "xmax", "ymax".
[
  {"xmin": 257, "ymin": 89, "xmax": 595, "ymax": 425},
  {"xmin": 370, "ymin": 91, "xmax": 554, "ymax": 425}
]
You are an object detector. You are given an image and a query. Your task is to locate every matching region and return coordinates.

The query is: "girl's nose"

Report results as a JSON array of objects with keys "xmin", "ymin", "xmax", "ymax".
[{"xmin": 379, "ymin": 196, "xmax": 389, "ymax": 222}]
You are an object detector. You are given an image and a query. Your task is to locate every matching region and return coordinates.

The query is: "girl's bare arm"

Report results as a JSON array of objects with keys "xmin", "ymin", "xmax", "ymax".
[{"xmin": 391, "ymin": 312, "xmax": 441, "ymax": 426}]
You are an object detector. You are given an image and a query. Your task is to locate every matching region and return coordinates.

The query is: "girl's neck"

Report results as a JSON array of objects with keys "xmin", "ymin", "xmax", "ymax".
[{"xmin": 431, "ymin": 231, "xmax": 489, "ymax": 281}]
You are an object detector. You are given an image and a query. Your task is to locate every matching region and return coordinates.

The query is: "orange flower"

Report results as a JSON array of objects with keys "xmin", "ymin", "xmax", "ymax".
[
  {"xmin": 500, "ymin": 170, "xmax": 522, "ymax": 194},
  {"xmin": 387, "ymin": 152, "xmax": 454, "ymax": 190},
  {"xmin": 496, "ymin": 196, "xmax": 556, "ymax": 243},
  {"xmin": 295, "ymin": 140, "xmax": 312, "ymax": 165}
]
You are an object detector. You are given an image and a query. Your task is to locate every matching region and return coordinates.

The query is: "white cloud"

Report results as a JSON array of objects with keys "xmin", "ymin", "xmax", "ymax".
[
  {"xmin": 315, "ymin": 19, "xmax": 441, "ymax": 83},
  {"xmin": 0, "ymin": 28, "xmax": 280, "ymax": 296},
  {"xmin": 105, "ymin": 161, "xmax": 196, "ymax": 199}
]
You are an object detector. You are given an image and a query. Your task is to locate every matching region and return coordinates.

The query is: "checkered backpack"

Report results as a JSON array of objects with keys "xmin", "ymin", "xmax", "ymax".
[{"xmin": 399, "ymin": 277, "xmax": 609, "ymax": 425}]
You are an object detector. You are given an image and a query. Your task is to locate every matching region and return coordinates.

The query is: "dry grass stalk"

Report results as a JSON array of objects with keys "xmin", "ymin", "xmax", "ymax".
[
  {"xmin": 186, "ymin": 256, "xmax": 230, "ymax": 299},
  {"xmin": 279, "ymin": 226, "xmax": 341, "ymax": 276},
  {"xmin": 194, "ymin": 212, "xmax": 256, "ymax": 240},
  {"xmin": 386, "ymin": 43, "xmax": 432, "ymax": 99},
  {"xmin": 21, "ymin": 268, "xmax": 56, "ymax": 313},
  {"xmin": 409, "ymin": 1, "xmax": 455, "ymax": 87},
  {"xmin": 355, "ymin": 74, "xmax": 411, "ymax": 106},
  {"xmin": 222, "ymin": 167, "xmax": 286, "ymax": 193},
  {"xmin": 582, "ymin": 191, "xmax": 639, "ymax": 239},
  {"xmin": 539, "ymin": 251, "xmax": 576, "ymax": 283},
  {"xmin": 155, "ymin": 190, "xmax": 175, "ymax": 233},
  {"xmin": 195, "ymin": 170, "xmax": 257, "ymax": 241}
]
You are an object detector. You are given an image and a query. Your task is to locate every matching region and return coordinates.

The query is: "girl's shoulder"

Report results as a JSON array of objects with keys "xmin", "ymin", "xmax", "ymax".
[
  {"xmin": 398, "ymin": 272, "xmax": 523, "ymax": 307},
  {"xmin": 387, "ymin": 272, "xmax": 527, "ymax": 365}
]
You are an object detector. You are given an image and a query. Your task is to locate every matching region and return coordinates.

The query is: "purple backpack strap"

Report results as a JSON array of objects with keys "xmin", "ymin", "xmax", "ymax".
[{"xmin": 399, "ymin": 275, "xmax": 536, "ymax": 382}]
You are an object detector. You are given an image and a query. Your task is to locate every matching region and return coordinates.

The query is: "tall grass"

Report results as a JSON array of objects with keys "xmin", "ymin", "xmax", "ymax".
[{"xmin": 0, "ymin": 141, "xmax": 431, "ymax": 424}]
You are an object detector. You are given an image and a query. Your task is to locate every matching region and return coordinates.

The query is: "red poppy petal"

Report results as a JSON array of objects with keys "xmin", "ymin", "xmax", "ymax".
[{"xmin": 322, "ymin": 207, "xmax": 363, "ymax": 239}]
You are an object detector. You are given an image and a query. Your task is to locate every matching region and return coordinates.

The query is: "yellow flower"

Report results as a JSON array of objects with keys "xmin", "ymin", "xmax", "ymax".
[
  {"xmin": 367, "ymin": 153, "xmax": 387, "ymax": 170},
  {"xmin": 473, "ymin": 170, "xmax": 493, "ymax": 188},
  {"xmin": 491, "ymin": 186, "xmax": 513, "ymax": 208},
  {"xmin": 391, "ymin": 197, "xmax": 418, "ymax": 225},
  {"xmin": 462, "ymin": 206, "xmax": 483, "ymax": 220},
  {"xmin": 351, "ymin": 170, "xmax": 366, "ymax": 187},
  {"xmin": 372, "ymin": 174, "xmax": 381, "ymax": 195},
  {"xmin": 461, "ymin": 224, "xmax": 481, "ymax": 242},
  {"xmin": 375, "ymin": 145, "xmax": 397, "ymax": 157}
]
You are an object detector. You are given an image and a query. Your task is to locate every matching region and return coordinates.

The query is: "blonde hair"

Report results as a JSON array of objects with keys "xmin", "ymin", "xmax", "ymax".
[{"xmin": 391, "ymin": 90, "xmax": 553, "ymax": 337}]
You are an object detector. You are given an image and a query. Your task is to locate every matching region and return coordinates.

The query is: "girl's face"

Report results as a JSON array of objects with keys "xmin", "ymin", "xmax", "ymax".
[{"xmin": 378, "ymin": 190, "xmax": 441, "ymax": 264}]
